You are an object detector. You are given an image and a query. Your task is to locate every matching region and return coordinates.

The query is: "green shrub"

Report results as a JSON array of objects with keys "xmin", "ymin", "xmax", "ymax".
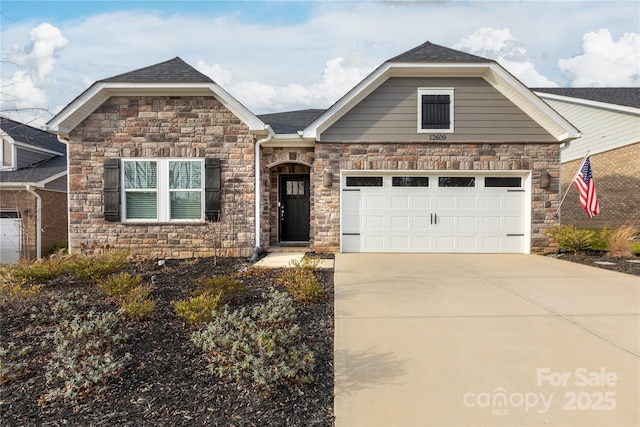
[
  {"xmin": 545, "ymin": 225, "xmax": 601, "ymax": 254},
  {"xmin": 41, "ymin": 306, "xmax": 130, "ymax": 403},
  {"xmin": 118, "ymin": 285, "xmax": 156, "ymax": 320},
  {"xmin": 192, "ymin": 274, "xmax": 248, "ymax": 304},
  {"xmin": 172, "ymin": 293, "xmax": 222, "ymax": 325},
  {"xmin": 99, "ymin": 273, "xmax": 142, "ymax": 298},
  {"xmin": 9, "ymin": 254, "xmax": 69, "ymax": 283},
  {"xmin": 0, "ymin": 280, "xmax": 42, "ymax": 307},
  {"xmin": 68, "ymin": 251, "xmax": 129, "ymax": 281},
  {"xmin": 0, "ymin": 342, "xmax": 32, "ymax": 385},
  {"xmin": 276, "ymin": 256, "xmax": 324, "ymax": 303},
  {"xmin": 191, "ymin": 288, "xmax": 314, "ymax": 390}
]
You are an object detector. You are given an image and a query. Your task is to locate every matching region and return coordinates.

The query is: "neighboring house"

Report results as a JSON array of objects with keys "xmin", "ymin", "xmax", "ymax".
[
  {"xmin": 0, "ymin": 116, "xmax": 68, "ymax": 263},
  {"xmin": 47, "ymin": 42, "xmax": 579, "ymax": 260},
  {"xmin": 535, "ymin": 88, "xmax": 640, "ymax": 229}
]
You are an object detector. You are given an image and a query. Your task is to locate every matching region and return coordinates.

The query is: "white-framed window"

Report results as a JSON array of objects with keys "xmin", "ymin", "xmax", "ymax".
[
  {"xmin": 122, "ymin": 159, "xmax": 204, "ymax": 221},
  {"xmin": 417, "ymin": 88, "xmax": 454, "ymax": 133}
]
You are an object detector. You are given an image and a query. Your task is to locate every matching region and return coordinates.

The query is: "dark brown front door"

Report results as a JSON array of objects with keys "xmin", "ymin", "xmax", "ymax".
[{"xmin": 279, "ymin": 175, "xmax": 310, "ymax": 241}]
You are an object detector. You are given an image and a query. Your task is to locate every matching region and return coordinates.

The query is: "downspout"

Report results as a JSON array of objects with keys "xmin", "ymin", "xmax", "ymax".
[
  {"xmin": 249, "ymin": 127, "xmax": 273, "ymax": 262},
  {"xmin": 25, "ymin": 184, "xmax": 42, "ymax": 260}
]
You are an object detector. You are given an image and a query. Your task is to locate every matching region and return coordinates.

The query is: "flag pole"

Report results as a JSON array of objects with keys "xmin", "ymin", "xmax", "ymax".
[{"xmin": 556, "ymin": 151, "xmax": 590, "ymax": 218}]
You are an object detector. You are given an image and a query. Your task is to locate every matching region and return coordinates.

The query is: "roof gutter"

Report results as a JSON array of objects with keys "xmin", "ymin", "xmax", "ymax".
[
  {"xmin": 25, "ymin": 184, "xmax": 42, "ymax": 260},
  {"xmin": 250, "ymin": 126, "xmax": 273, "ymax": 262}
]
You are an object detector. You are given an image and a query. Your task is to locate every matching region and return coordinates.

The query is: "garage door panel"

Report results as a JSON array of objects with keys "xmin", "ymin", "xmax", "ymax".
[{"xmin": 341, "ymin": 173, "xmax": 527, "ymax": 253}]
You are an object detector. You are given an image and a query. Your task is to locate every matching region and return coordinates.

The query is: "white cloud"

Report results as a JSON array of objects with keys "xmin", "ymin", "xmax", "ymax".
[
  {"xmin": 12, "ymin": 22, "xmax": 68, "ymax": 82},
  {"xmin": 455, "ymin": 28, "xmax": 559, "ymax": 87},
  {"xmin": 195, "ymin": 61, "xmax": 233, "ymax": 86},
  {"xmin": 558, "ymin": 29, "xmax": 640, "ymax": 87}
]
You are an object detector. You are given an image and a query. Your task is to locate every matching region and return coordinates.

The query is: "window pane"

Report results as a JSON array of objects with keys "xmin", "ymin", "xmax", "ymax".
[
  {"xmin": 485, "ymin": 177, "xmax": 522, "ymax": 188},
  {"xmin": 346, "ymin": 176, "xmax": 383, "ymax": 187},
  {"xmin": 170, "ymin": 192, "xmax": 202, "ymax": 220},
  {"xmin": 124, "ymin": 161, "xmax": 157, "ymax": 189},
  {"xmin": 392, "ymin": 177, "xmax": 429, "ymax": 187},
  {"xmin": 126, "ymin": 192, "xmax": 157, "ymax": 219},
  {"xmin": 170, "ymin": 161, "xmax": 202, "ymax": 189},
  {"xmin": 438, "ymin": 177, "xmax": 476, "ymax": 187}
]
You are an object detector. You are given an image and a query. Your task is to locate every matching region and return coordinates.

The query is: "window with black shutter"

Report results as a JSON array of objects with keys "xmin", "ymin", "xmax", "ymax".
[{"xmin": 418, "ymin": 88, "xmax": 454, "ymax": 133}]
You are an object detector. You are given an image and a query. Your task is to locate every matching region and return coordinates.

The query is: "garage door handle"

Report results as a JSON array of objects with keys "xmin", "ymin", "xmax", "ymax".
[
  {"xmin": 342, "ymin": 233, "xmax": 360, "ymax": 236},
  {"xmin": 506, "ymin": 234, "xmax": 525, "ymax": 236},
  {"xmin": 431, "ymin": 213, "xmax": 437, "ymax": 225}
]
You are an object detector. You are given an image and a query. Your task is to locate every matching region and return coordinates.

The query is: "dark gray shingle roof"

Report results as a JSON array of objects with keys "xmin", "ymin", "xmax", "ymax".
[
  {"xmin": 100, "ymin": 57, "xmax": 213, "ymax": 83},
  {"xmin": 387, "ymin": 41, "xmax": 491, "ymax": 63},
  {"xmin": 0, "ymin": 154, "xmax": 67, "ymax": 184},
  {"xmin": 534, "ymin": 87, "xmax": 640, "ymax": 109},
  {"xmin": 258, "ymin": 109, "xmax": 326, "ymax": 134},
  {"xmin": 1, "ymin": 116, "xmax": 66, "ymax": 153}
]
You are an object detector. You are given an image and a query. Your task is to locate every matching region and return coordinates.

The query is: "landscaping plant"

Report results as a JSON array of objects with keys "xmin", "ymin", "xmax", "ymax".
[
  {"xmin": 604, "ymin": 225, "xmax": 638, "ymax": 257},
  {"xmin": 545, "ymin": 225, "xmax": 602, "ymax": 254},
  {"xmin": 276, "ymin": 255, "xmax": 325, "ymax": 303}
]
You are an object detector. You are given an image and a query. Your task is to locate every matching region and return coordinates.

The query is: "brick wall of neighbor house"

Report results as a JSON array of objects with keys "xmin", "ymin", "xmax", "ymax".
[
  {"xmin": 312, "ymin": 142, "xmax": 561, "ymax": 254},
  {"xmin": 67, "ymin": 96, "xmax": 255, "ymax": 260},
  {"xmin": 560, "ymin": 143, "xmax": 640, "ymax": 229},
  {"xmin": 261, "ymin": 147, "xmax": 315, "ymax": 248},
  {"xmin": 0, "ymin": 190, "xmax": 37, "ymax": 259},
  {"xmin": 38, "ymin": 189, "xmax": 68, "ymax": 255}
]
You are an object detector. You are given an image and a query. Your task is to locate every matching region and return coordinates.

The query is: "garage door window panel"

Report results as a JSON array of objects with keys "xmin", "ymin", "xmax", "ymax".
[
  {"xmin": 392, "ymin": 176, "xmax": 429, "ymax": 187},
  {"xmin": 346, "ymin": 176, "xmax": 383, "ymax": 187},
  {"xmin": 438, "ymin": 177, "xmax": 476, "ymax": 187},
  {"xmin": 485, "ymin": 177, "xmax": 522, "ymax": 188}
]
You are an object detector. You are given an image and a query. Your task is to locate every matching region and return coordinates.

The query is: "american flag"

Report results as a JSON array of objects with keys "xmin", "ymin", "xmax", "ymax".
[{"xmin": 573, "ymin": 156, "xmax": 599, "ymax": 219}]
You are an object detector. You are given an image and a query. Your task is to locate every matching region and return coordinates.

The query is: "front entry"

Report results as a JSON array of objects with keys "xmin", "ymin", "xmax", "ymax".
[{"xmin": 279, "ymin": 174, "xmax": 310, "ymax": 242}]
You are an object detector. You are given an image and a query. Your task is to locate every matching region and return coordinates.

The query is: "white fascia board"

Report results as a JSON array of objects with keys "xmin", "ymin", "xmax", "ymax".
[
  {"xmin": 262, "ymin": 134, "xmax": 315, "ymax": 148},
  {"xmin": 47, "ymin": 82, "xmax": 267, "ymax": 134},
  {"xmin": 535, "ymin": 92, "xmax": 640, "ymax": 116},
  {"xmin": 486, "ymin": 64, "xmax": 580, "ymax": 141}
]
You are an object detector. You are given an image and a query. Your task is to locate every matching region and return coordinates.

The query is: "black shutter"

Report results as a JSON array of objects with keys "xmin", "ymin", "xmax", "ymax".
[
  {"xmin": 104, "ymin": 159, "xmax": 121, "ymax": 222},
  {"xmin": 205, "ymin": 158, "xmax": 221, "ymax": 221},
  {"xmin": 422, "ymin": 94, "xmax": 450, "ymax": 129}
]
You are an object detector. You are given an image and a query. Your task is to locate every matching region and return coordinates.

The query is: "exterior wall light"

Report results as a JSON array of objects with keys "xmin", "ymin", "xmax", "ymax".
[
  {"xmin": 323, "ymin": 172, "xmax": 333, "ymax": 187},
  {"xmin": 540, "ymin": 171, "xmax": 551, "ymax": 189}
]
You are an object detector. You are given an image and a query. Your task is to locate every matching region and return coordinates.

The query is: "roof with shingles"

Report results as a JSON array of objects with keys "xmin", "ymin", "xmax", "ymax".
[
  {"xmin": 1, "ymin": 116, "xmax": 66, "ymax": 153},
  {"xmin": 100, "ymin": 57, "xmax": 213, "ymax": 83},
  {"xmin": 0, "ymin": 154, "xmax": 67, "ymax": 184},
  {"xmin": 386, "ymin": 41, "xmax": 491, "ymax": 63},
  {"xmin": 533, "ymin": 87, "xmax": 640, "ymax": 109},
  {"xmin": 258, "ymin": 109, "xmax": 326, "ymax": 134}
]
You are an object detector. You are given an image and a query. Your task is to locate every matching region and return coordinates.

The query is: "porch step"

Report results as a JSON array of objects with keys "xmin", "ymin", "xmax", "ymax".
[{"xmin": 269, "ymin": 244, "xmax": 311, "ymax": 253}]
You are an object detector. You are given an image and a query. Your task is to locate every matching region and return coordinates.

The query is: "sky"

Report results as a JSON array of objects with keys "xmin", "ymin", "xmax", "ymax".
[{"xmin": 1, "ymin": 0, "xmax": 639, "ymax": 127}]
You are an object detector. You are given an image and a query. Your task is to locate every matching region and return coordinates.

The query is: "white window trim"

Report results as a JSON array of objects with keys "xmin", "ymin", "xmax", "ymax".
[
  {"xmin": 121, "ymin": 158, "xmax": 205, "ymax": 222},
  {"xmin": 417, "ymin": 88, "xmax": 454, "ymax": 134}
]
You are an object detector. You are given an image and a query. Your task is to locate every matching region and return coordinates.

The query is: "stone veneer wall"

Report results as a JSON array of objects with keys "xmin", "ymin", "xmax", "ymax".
[
  {"xmin": 67, "ymin": 96, "xmax": 255, "ymax": 259},
  {"xmin": 312, "ymin": 142, "xmax": 561, "ymax": 254},
  {"xmin": 560, "ymin": 143, "xmax": 640, "ymax": 229}
]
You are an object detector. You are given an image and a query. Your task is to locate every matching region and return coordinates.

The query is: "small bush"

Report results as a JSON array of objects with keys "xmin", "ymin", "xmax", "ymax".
[
  {"xmin": 68, "ymin": 251, "xmax": 129, "ymax": 281},
  {"xmin": 99, "ymin": 273, "xmax": 142, "ymax": 298},
  {"xmin": 545, "ymin": 225, "xmax": 601, "ymax": 254},
  {"xmin": 276, "ymin": 256, "xmax": 324, "ymax": 303},
  {"xmin": 192, "ymin": 274, "xmax": 248, "ymax": 304},
  {"xmin": 41, "ymin": 307, "xmax": 130, "ymax": 403},
  {"xmin": 605, "ymin": 226, "xmax": 638, "ymax": 257},
  {"xmin": 9, "ymin": 254, "xmax": 69, "ymax": 283},
  {"xmin": 118, "ymin": 285, "xmax": 156, "ymax": 320},
  {"xmin": 0, "ymin": 342, "xmax": 32, "ymax": 385},
  {"xmin": 172, "ymin": 293, "xmax": 222, "ymax": 325},
  {"xmin": 0, "ymin": 280, "xmax": 42, "ymax": 307},
  {"xmin": 191, "ymin": 288, "xmax": 314, "ymax": 390}
]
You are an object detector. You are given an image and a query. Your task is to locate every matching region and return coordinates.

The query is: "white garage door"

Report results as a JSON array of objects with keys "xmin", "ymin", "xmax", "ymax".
[
  {"xmin": 0, "ymin": 216, "xmax": 22, "ymax": 264},
  {"xmin": 341, "ymin": 173, "xmax": 529, "ymax": 253}
]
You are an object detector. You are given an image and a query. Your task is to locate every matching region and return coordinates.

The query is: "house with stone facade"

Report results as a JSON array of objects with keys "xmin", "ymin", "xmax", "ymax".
[
  {"xmin": 534, "ymin": 88, "xmax": 640, "ymax": 229},
  {"xmin": 46, "ymin": 41, "xmax": 579, "ymax": 260},
  {"xmin": 1, "ymin": 116, "xmax": 68, "ymax": 263}
]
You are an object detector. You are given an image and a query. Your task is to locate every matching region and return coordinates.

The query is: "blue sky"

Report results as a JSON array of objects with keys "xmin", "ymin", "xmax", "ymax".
[{"xmin": 1, "ymin": 1, "xmax": 639, "ymax": 126}]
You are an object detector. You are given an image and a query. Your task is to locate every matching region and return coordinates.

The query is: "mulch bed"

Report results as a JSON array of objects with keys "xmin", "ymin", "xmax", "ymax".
[
  {"xmin": 553, "ymin": 252, "xmax": 640, "ymax": 277},
  {"xmin": 0, "ymin": 257, "xmax": 335, "ymax": 426}
]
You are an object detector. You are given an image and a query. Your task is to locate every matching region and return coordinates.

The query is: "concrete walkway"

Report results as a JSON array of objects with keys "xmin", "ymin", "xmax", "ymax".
[
  {"xmin": 253, "ymin": 252, "xmax": 334, "ymax": 269},
  {"xmin": 334, "ymin": 254, "xmax": 640, "ymax": 426}
]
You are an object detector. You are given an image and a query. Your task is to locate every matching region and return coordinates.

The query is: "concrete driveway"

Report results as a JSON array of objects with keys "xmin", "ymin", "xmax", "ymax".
[{"xmin": 334, "ymin": 254, "xmax": 640, "ymax": 426}]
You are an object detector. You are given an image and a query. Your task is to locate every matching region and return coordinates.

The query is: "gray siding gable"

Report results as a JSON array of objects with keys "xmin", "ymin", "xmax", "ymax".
[{"xmin": 321, "ymin": 77, "xmax": 556, "ymax": 143}]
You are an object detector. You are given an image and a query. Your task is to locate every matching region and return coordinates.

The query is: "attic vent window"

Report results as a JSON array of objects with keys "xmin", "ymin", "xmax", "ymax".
[{"xmin": 418, "ymin": 88, "xmax": 454, "ymax": 133}]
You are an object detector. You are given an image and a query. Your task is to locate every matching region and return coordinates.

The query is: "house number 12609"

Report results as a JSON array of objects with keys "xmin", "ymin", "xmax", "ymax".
[{"xmin": 429, "ymin": 134, "xmax": 447, "ymax": 141}]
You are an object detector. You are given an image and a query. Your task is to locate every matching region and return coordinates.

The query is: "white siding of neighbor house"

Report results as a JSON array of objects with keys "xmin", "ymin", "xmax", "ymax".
[
  {"xmin": 321, "ymin": 77, "xmax": 556, "ymax": 143},
  {"xmin": 540, "ymin": 98, "xmax": 640, "ymax": 162}
]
